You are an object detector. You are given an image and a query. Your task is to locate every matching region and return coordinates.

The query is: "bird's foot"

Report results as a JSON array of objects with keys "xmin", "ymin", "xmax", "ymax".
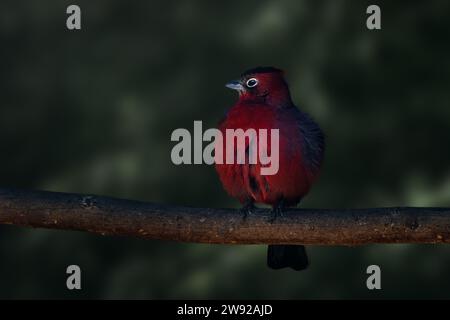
[
  {"xmin": 269, "ymin": 201, "xmax": 285, "ymax": 223},
  {"xmin": 240, "ymin": 201, "xmax": 255, "ymax": 221}
]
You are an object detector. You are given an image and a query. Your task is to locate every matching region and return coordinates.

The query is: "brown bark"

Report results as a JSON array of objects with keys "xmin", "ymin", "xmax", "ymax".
[{"xmin": 0, "ymin": 188, "xmax": 449, "ymax": 245}]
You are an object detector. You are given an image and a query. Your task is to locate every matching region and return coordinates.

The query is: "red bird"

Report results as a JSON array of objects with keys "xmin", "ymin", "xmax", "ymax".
[{"xmin": 215, "ymin": 67, "xmax": 325, "ymax": 271}]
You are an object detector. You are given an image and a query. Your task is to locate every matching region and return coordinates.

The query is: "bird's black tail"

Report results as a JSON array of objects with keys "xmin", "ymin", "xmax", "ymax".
[{"xmin": 267, "ymin": 245, "xmax": 309, "ymax": 271}]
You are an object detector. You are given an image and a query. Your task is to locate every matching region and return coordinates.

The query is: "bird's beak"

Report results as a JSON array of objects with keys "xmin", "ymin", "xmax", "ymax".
[{"xmin": 225, "ymin": 80, "xmax": 244, "ymax": 92}]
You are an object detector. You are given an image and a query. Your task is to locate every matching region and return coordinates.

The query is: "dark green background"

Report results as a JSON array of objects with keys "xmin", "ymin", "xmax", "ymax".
[{"xmin": 1, "ymin": 0, "xmax": 450, "ymax": 299}]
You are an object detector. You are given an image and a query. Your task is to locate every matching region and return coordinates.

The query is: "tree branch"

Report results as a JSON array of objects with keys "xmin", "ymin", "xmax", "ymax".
[{"xmin": 0, "ymin": 188, "xmax": 449, "ymax": 245}]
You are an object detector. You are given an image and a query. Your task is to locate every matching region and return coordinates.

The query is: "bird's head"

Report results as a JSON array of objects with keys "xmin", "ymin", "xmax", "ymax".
[{"xmin": 226, "ymin": 66, "xmax": 293, "ymax": 107}]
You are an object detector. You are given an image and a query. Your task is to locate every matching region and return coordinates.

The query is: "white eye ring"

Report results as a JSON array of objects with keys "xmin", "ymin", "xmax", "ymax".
[{"xmin": 246, "ymin": 78, "xmax": 258, "ymax": 88}]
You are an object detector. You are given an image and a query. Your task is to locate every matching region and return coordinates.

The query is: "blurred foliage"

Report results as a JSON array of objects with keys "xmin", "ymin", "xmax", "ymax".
[{"xmin": 1, "ymin": 0, "xmax": 450, "ymax": 299}]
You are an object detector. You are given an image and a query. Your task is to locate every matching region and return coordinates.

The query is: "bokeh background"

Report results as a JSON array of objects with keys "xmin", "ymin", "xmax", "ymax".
[{"xmin": 1, "ymin": 0, "xmax": 450, "ymax": 299}]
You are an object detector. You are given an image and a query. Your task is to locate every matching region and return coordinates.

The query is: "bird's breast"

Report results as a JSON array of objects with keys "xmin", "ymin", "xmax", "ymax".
[{"xmin": 215, "ymin": 103, "xmax": 322, "ymax": 205}]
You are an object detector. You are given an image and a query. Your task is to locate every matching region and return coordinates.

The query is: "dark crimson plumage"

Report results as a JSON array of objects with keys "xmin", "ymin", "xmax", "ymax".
[{"xmin": 215, "ymin": 67, "xmax": 325, "ymax": 271}]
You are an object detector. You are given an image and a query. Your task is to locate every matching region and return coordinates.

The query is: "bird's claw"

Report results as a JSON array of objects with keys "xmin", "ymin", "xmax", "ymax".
[
  {"xmin": 269, "ymin": 202, "xmax": 285, "ymax": 223},
  {"xmin": 240, "ymin": 202, "xmax": 254, "ymax": 221}
]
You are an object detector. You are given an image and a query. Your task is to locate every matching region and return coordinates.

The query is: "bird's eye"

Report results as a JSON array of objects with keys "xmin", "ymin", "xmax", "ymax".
[{"xmin": 246, "ymin": 78, "xmax": 258, "ymax": 88}]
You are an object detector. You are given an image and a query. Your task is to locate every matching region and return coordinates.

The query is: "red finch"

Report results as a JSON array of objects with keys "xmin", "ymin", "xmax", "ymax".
[{"xmin": 215, "ymin": 67, "xmax": 325, "ymax": 270}]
